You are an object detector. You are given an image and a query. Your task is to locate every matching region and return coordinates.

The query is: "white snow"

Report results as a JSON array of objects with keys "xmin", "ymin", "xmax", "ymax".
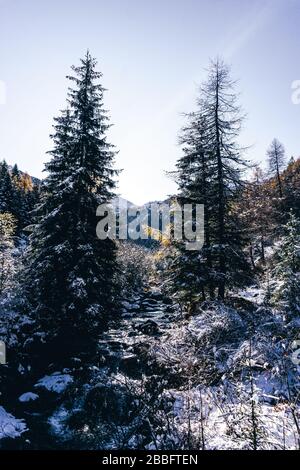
[
  {"xmin": 34, "ymin": 373, "xmax": 73, "ymax": 393},
  {"xmin": 48, "ymin": 406, "xmax": 72, "ymax": 439},
  {"xmin": 121, "ymin": 301, "xmax": 140, "ymax": 311},
  {"xmin": 164, "ymin": 387, "xmax": 299, "ymax": 450},
  {"xmin": 0, "ymin": 406, "xmax": 27, "ymax": 440},
  {"xmin": 18, "ymin": 392, "xmax": 39, "ymax": 403},
  {"xmin": 236, "ymin": 285, "xmax": 265, "ymax": 305}
]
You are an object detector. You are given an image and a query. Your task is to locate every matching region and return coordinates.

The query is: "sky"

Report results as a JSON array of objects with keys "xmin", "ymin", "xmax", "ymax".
[{"xmin": 0, "ymin": 0, "xmax": 300, "ymax": 205}]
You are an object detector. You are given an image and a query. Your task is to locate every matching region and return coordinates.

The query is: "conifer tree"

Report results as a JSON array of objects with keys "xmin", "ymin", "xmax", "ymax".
[
  {"xmin": 0, "ymin": 160, "xmax": 14, "ymax": 214},
  {"xmin": 11, "ymin": 163, "xmax": 20, "ymax": 181},
  {"xmin": 199, "ymin": 59, "xmax": 250, "ymax": 299},
  {"xmin": 273, "ymin": 211, "xmax": 300, "ymax": 319},
  {"xmin": 23, "ymin": 52, "xmax": 118, "ymax": 348},
  {"xmin": 281, "ymin": 157, "xmax": 300, "ymax": 219},
  {"xmin": 237, "ymin": 166, "xmax": 277, "ymax": 266},
  {"xmin": 267, "ymin": 138, "xmax": 285, "ymax": 198},
  {"xmin": 21, "ymin": 182, "xmax": 40, "ymax": 229},
  {"xmin": 165, "ymin": 60, "xmax": 250, "ymax": 306},
  {"xmin": 0, "ymin": 212, "xmax": 16, "ymax": 295},
  {"xmin": 167, "ymin": 113, "xmax": 215, "ymax": 305},
  {"xmin": 10, "ymin": 164, "xmax": 24, "ymax": 233}
]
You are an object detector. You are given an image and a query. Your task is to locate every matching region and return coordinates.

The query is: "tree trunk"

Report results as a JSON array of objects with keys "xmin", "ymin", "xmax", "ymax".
[
  {"xmin": 215, "ymin": 70, "xmax": 226, "ymax": 300},
  {"xmin": 261, "ymin": 236, "xmax": 265, "ymax": 264},
  {"xmin": 200, "ymin": 149, "xmax": 214, "ymax": 300},
  {"xmin": 249, "ymin": 243, "xmax": 255, "ymax": 269},
  {"xmin": 276, "ymin": 165, "xmax": 283, "ymax": 198}
]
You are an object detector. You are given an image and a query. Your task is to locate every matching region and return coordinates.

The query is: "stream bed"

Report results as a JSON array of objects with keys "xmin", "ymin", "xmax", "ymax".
[{"xmin": 0, "ymin": 287, "xmax": 176, "ymax": 449}]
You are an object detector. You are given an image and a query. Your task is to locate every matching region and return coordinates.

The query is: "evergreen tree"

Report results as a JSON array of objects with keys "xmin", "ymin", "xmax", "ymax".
[
  {"xmin": 273, "ymin": 211, "xmax": 300, "ymax": 319},
  {"xmin": 11, "ymin": 163, "xmax": 20, "ymax": 181},
  {"xmin": 167, "ymin": 113, "xmax": 215, "ymax": 305},
  {"xmin": 10, "ymin": 164, "xmax": 24, "ymax": 233},
  {"xmin": 281, "ymin": 157, "xmax": 300, "ymax": 219},
  {"xmin": 0, "ymin": 212, "xmax": 16, "ymax": 295},
  {"xmin": 21, "ymin": 182, "xmax": 40, "ymax": 229},
  {"xmin": 0, "ymin": 160, "xmax": 14, "ymax": 214},
  {"xmin": 23, "ymin": 52, "xmax": 118, "ymax": 348},
  {"xmin": 267, "ymin": 138, "xmax": 285, "ymax": 198}
]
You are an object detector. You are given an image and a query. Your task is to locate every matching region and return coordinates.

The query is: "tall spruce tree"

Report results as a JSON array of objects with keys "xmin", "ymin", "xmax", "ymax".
[
  {"xmin": 23, "ymin": 52, "xmax": 118, "ymax": 348},
  {"xmin": 167, "ymin": 112, "xmax": 215, "ymax": 306},
  {"xmin": 267, "ymin": 138, "xmax": 285, "ymax": 198}
]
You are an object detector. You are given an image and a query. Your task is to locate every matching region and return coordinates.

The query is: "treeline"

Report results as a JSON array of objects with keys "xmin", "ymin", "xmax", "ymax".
[{"xmin": 238, "ymin": 155, "xmax": 300, "ymax": 267}]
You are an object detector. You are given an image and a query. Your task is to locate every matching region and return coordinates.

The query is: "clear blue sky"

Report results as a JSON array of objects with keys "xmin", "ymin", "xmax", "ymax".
[{"xmin": 0, "ymin": 0, "xmax": 299, "ymax": 205}]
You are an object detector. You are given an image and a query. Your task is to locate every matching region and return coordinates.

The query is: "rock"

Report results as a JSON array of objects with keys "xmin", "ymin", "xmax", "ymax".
[
  {"xmin": 128, "ymin": 330, "xmax": 138, "ymax": 337},
  {"xmin": 84, "ymin": 382, "xmax": 134, "ymax": 424},
  {"xmin": 121, "ymin": 311, "xmax": 132, "ymax": 319},
  {"xmin": 138, "ymin": 320, "xmax": 160, "ymax": 336},
  {"xmin": 132, "ymin": 342, "xmax": 150, "ymax": 356},
  {"xmin": 164, "ymin": 305, "xmax": 174, "ymax": 313},
  {"xmin": 34, "ymin": 373, "xmax": 73, "ymax": 394},
  {"xmin": 119, "ymin": 354, "xmax": 140, "ymax": 377},
  {"xmin": 0, "ymin": 407, "xmax": 27, "ymax": 441},
  {"xmin": 122, "ymin": 301, "xmax": 140, "ymax": 312},
  {"xmin": 18, "ymin": 392, "xmax": 39, "ymax": 403},
  {"xmin": 142, "ymin": 306, "xmax": 159, "ymax": 312},
  {"xmin": 148, "ymin": 290, "xmax": 163, "ymax": 300}
]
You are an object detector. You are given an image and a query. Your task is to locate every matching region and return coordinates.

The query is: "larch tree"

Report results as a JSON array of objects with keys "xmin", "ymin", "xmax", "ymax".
[
  {"xmin": 0, "ymin": 161, "xmax": 36, "ymax": 232},
  {"xmin": 237, "ymin": 166, "xmax": 276, "ymax": 266},
  {"xmin": 267, "ymin": 138, "xmax": 285, "ymax": 198},
  {"xmin": 165, "ymin": 59, "xmax": 250, "ymax": 306},
  {"xmin": 23, "ymin": 52, "xmax": 118, "ymax": 350},
  {"xmin": 199, "ymin": 59, "xmax": 250, "ymax": 299}
]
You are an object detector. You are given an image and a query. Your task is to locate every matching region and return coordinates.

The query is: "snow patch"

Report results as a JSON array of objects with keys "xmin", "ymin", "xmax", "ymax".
[
  {"xmin": 0, "ymin": 406, "xmax": 27, "ymax": 440},
  {"xmin": 18, "ymin": 392, "xmax": 39, "ymax": 403},
  {"xmin": 34, "ymin": 373, "xmax": 73, "ymax": 393}
]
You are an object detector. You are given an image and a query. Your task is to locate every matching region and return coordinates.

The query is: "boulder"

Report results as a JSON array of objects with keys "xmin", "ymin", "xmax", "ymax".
[{"xmin": 138, "ymin": 320, "xmax": 160, "ymax": 336}]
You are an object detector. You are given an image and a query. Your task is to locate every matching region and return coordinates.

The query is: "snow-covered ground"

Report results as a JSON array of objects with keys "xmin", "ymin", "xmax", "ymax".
[{"xmin": 166, "ymin": 386, "xmax": 298, "ymax": 450}]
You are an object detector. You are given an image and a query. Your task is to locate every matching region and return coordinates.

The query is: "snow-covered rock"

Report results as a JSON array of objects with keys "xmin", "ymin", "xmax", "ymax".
[
  {"xmin": 34, "ymin": 373, "xmax": 73, "ymax": 394},
  {"xmin": 18, "ymin": 392, "xmax": 39, "ymax": 403},
  {"xmin": 0, "ymin": 406, "xmax": 27, "ymax": 440},
  {"xmin": 121, "ymin": 301, "xmax": 140, "ymax": 311}
]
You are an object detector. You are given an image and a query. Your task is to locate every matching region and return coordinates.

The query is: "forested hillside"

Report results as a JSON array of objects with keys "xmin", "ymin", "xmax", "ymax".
[{"xmin": 0, "ymin": 54, "xmax": 300, "ymax": 450}]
